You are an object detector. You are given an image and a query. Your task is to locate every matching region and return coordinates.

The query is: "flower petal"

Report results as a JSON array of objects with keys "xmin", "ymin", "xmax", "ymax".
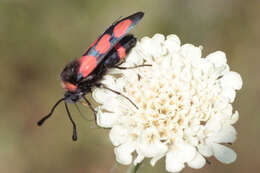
[
  {"xmin": 166, "ymin": 151, "xmax": 185, "ymax": 173},
  {"xmin": 109, "ymin": 125, "xmax": 128, "ymax": 146},
  {"xmin": 150, "ymin": 153, "xmax": 165, "ymax": 166},
  {"xmin": 174, "ymin": 142, "xmax": 196, "ymax": 163},
  {"xmin": 136, "ymin": 128, "xmax": 168, "ymax": 158},
  {"xmin": 96, "ymin": 111, "xmax": 117, "ymax": 128},
  {"xmin": 187, "ymin": 152, "xmax": 206, "ymax": 169},
  {"xmin": 165, "ymin": 35, "xmax": 181, "ymax": 53},
  {"xmin": 205, "ymin": 116, "xmax": 222, "ymax": 133},
  {"xmin": 92, "ymin": 88, "xmax": 114, "ymax": 104},
  {"xmin": 212, "ymin": 143, "xmax": 237, "ymax": 164},
  {"xmin": 208, "ymin": 125, "xmax": 237, "ymax": 143},
  {"xmin": 180, "ymin": 44, "xmax": 202, "ymax": 60},
  {"xmin": 198, "ymin": 144, "xmax": 213, "ymax": 157},
  {"xmin": 124, "ymin": 46, "xmax": 144, "ymax": 65},
  {"xmin": 150, "ymin": 34, "xmax": 167, "ymax": 56},
  {"xmin": 206, "ymin": 51, "xmax": 227, "ymax": 67},
  {"xmin": 133, "ymin": 154, "xmax": 144, "ymax": 165},
  {"xmin": 136, "ymin": 140, "xmax": 167, "ymax": 158},
  {"xmin": 222, "ymin": 87, "xmax": 236, "ymax": 103},
  {"xmin": 152, "ymin": 33, "xmax": 165, "ymax": 42},
  {"xmin": 166, "ymin": 34, "xmax": 181, "ymax": 46},
  {"xmin": 221, "ymin": 71, "xmax": 243, "ymax": 90},
  {"xmin": 230, "ymin": 111, "xmax": 239, "ymax": 124},
  {"xmin": 114, "ymin": 143, "xmax": 135, "ymax": 165}
]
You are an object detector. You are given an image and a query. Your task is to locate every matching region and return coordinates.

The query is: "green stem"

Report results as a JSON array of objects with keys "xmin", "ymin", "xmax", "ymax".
[{"xmin": 126, "ymin": 162, "xmax": 143, "ymax": 173}]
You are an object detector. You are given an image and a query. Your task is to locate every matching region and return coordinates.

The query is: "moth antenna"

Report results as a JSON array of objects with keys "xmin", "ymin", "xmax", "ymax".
[
  {"xmin": 65, "ymin": 102, "xmax": 77, "ymax": 141},
  {"xmin": 37, "ymin": 98, "xmax": 65, "ymax": 126}
]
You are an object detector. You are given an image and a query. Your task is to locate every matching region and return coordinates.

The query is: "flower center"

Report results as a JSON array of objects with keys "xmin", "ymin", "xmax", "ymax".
[{"xmin": 119, "ymin": 54, "xmax": 219, "ymax": 145}]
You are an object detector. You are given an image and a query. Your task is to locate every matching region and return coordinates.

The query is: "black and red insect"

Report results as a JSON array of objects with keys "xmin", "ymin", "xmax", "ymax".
[{"xmin": 37, "ymin": 12, "xmax": 146, "ymax": 141}]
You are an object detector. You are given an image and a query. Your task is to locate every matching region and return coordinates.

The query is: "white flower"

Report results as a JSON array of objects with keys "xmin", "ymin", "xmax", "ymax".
[{"xmin": 92, "ymin": 34, "xmax": 242, "ymax": 172}]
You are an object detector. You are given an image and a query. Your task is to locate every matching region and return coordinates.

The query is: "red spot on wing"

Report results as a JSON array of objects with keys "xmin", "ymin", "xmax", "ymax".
[
  {"xmin": 90, "ymin": 38, "xmax": 98, "ymax": 47},
  {"xmin": 62, "ymin": 82, "xmax": 77, "ymax": 92},
  {"xmin": 84, "ymin": 38, "xmax": 98, "ymax": 54},
  {"xmin": 113, "ymin": 19, "xmax": 132, "ymax": 38},
  {"xmin": 95, "ymin": 34, "xmax": 111, "ymax": 54},
  {"xmin": 78, "ymin": 55, "xmax": 97, "ymax": 77},
  {"xmin": 115, "ymin": 43, "xmax": 126, "ymax": 60}
]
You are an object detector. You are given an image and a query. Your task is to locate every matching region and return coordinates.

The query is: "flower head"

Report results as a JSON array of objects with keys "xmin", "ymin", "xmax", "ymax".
[{"xmin": 92, "ymin": 34, "xmax": 242, "ymax": 172}]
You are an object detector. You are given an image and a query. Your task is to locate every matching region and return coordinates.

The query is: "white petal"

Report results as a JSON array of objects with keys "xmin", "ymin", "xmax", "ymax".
[
  {"xmin": 208, "ymin": 125, "xmax": 237, "ymax": 143},
  {"xmin": 101, "ymin": 75, "xmax": 117, "ymax": 88},
  {"xmin": 98, "ymin": 98, "xmax": 120, "ymax": 112},
  {"xmin": 199, "ymin": 60, "xmax": 213, "ymax": 74},
  {"xmin": 214, "ymin": 97, "xmax": 230, "ymax": 110},
  {"xmin": 187, "ymin": 152, "xmax": 206, "ymax": 169},
  {"xmin": 92, "ymin": 88, "xmax": 114, "ymax": 104},
  {"xmin": 180, "ymin": 44, "xmax": 202, "ymax": 60},
  {"xmin": 198, "ymin": 144, "xmax": 213, "ymax": 157},
  {"xmin": 222, "ymin": 87, "xmax": 236, "ymax": 103},
  {"xmin": 165, "ymin": 38, "xmax": 180, "ymax": 53},
  {"xmin": 166, "ymin": 151, "xmax": 185, "ymax": 173},
  {"xmin": 137, "ymin": 141, "xmax": 167, "ymax": 158},
  {"xmin": 96, "ymin": 112, "xmax": 117, "ymax": 128},
  {"xmin": 175, "ymin": 143, "xmax": 196, "ymax": 162},
  {"xmin": 107, "ymin": 68, "xmax": 123, "ymax": 75},
  {"xmin": 222, "ymin": 103, "xmax": 233, "ymax": 118},
  {"xmin": 109, "ymin": 125, "xmax": 128, "ymax": 146},
  {"xmin": 211, "ymin": 143, "xmax": 237, "ymax": 164},
  {"xmin": 114, "ymin": 143, "xmax": 135, "ymax": 165},
  {"xmin": 137, "ymin": 128, "xmax": 168, "ymax": 158},
  {"xmin": 149, "ymin": 34, "xmax": 167, "ymax": 56},
  {"xmin": 205, "ymin": 116, "xmax": 222, "ymax": 133},
  {"xmin": 150, "ymin": 153, "xmax": 165, "ymax": 166},
  {"xmin": 139, "ymin": 36, "xmax": 152, "ymax": 55},
  {"xmin": 230, "ymin": 111, "xmax": 239, "ymax": 124},
  {"xmin": 133, "ymin": 154, "xmax": 145, "ymax": 165},
  {"xmin": 221, "ymin": 71, "xmax": 243, "ymax": 90},
  {"xmin": 152, "ymin": 33, "xmax": 165, "ymax": 42},
  {"xmin": 166, "ymin": 34, "xmax": 181, "ymax": 46},
  {"xmin": 125, "ymin": 47, "xmax": 144, "ymax": 65},
  {"xmin": 206, "ymin": 51, "xmax": 227, "ymax": 67}
]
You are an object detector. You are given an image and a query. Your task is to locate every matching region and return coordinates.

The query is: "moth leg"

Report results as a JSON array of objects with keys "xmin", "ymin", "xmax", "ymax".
[
  {"xmin": 95, "ymin": 83, "xmax": 138, "ymax": 109},
  {"xmin": 82, "ymin": 96, "xmax": 98, "ymax": 125},
  {"xmin": 114, "ymin": 64, "xmax": 152, "ymax": 70}
]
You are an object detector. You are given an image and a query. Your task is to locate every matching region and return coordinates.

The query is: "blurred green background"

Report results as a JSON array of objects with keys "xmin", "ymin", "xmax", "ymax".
[{"xmin": 0, "ymin": 0, "xmax": 258, "ymax": 172}]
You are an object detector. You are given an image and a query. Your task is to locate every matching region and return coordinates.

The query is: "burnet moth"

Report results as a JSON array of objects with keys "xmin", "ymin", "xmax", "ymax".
[{"xmin": 37, "ymin": 12, "xmax": 149, "ymax": 141}]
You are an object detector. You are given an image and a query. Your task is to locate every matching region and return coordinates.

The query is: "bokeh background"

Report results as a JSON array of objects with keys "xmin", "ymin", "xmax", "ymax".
[{"xmin": 0, "ymin": 0, "xmax": 258, "ymax": 172}]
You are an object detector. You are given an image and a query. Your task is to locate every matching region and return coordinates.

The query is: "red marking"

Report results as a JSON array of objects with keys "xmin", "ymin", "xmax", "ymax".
[
  {"xmin": 90, "ymin": 38, "xmax": 98, "ymax": 47},
  {"xmin": 62, "ymin": 82, "xmax": 77, "ymax": 92},
  {"xmin": 85, "ymin": 38, "xmax": 98, "ymax": 53},
  {"xmin": 115, "ymin": 43, "xmax": 126, "ymax": 60},
  {"xmin": 78, "ymin": 55, "xmax": 97, "ymax": 77},
  {"xmin": 113, "ymin": 19, "xmax": 132, "ymax": 38},
  {"xmin": 95, "ymin": 34, "xmax": 111, "ymax": 54}
]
